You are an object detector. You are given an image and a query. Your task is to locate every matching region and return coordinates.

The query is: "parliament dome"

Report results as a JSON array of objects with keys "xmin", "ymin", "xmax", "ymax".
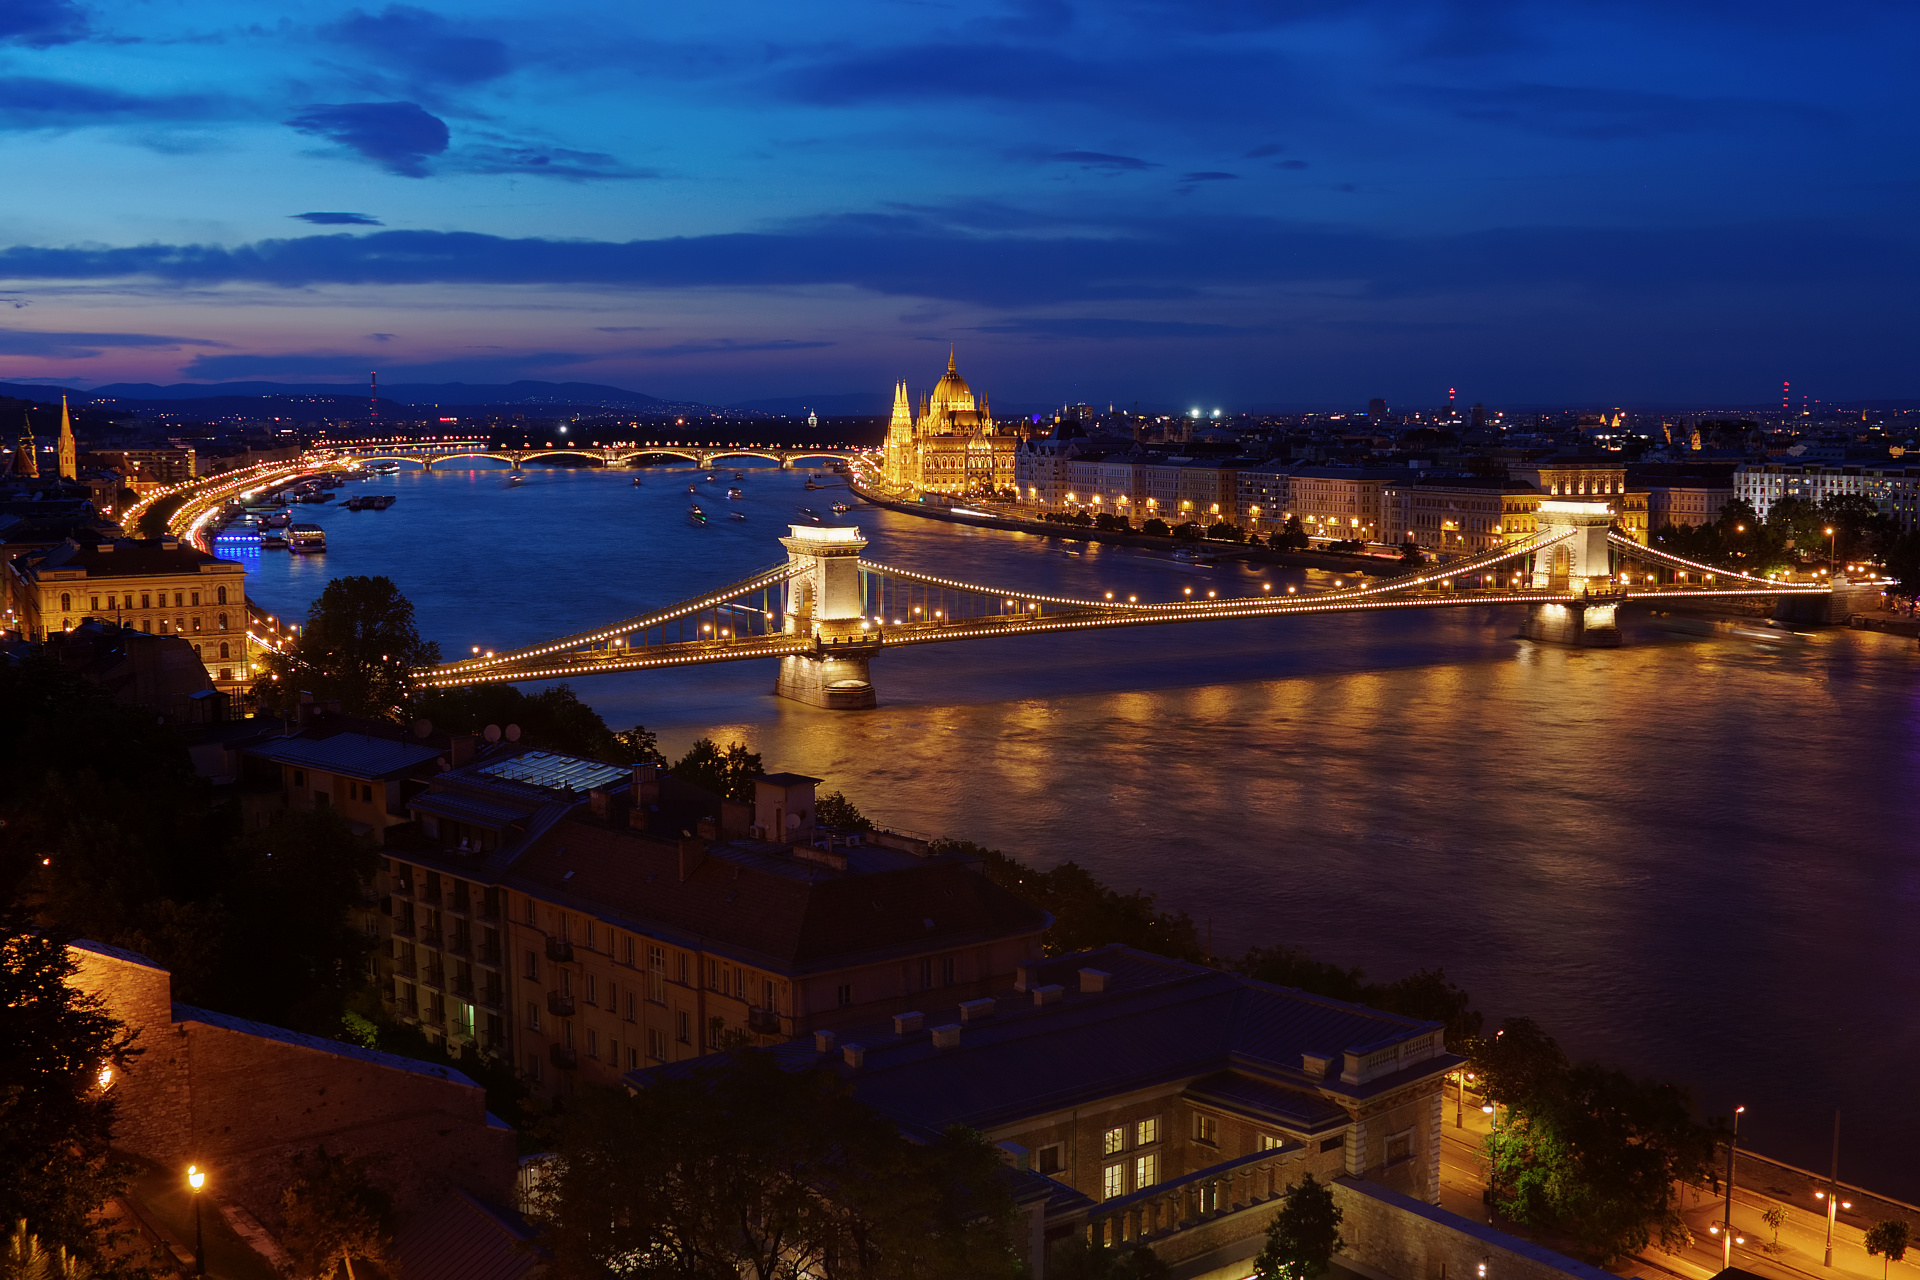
[{"xmin": 928, "ymin": 350, "xmax": 975, "ymax": 414}]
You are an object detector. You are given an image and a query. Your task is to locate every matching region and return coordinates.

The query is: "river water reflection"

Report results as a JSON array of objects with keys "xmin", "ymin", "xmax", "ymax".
[{"xmin": 245, "ymin": 463, "xmax": 1920, "ymax": 1197}]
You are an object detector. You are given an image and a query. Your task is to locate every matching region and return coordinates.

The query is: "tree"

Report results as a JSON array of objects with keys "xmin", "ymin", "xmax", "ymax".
[
  {"xmin": 815, "ymin": 791, "xmax": 874, "ymax": 831},
  {"xmin": 1465, "ymin": 1017, "xmax": 1568, "ymax": 1107},
  {"xmin": 1253, "ymin": 1174, "xmax": 1344, "ymax": 1280},
  {"xmin": 1142, "ymin": 518, "xmax": 1171, "ymax": 537},
  {"xmin": 673, "ymin": 738, "xmax": 763, "ymax": 805},
  {"xmin": 614, "ymin": 722, "xmax": 668, "ymax": 765},
  {"xmin": 1238, "ymin": 948, "xmax": 1481, "ymax": 1050},
  {"xmin": 279, "ymin": 1147, "xmax": 395, "ymax": 1280},
  {"xmin": 1867, "ymin": 1221, "xmax": 1912, "ymax": 1280},
  {"xmin": 530, "ymin": 1053, "xmax": 1018, "ymax": 1280},
  {"xmin": 1206, "ymin": 521, "xmax": 1244, "ymax": 543},
  {"xmin": 1762, "ymin": 1204, "xmax": 1787, "ymax": 1252},
  {"xmin": 947, "ymin": 840, "xmax": 1202, "ymax": 961},
  {"xmin": 1278, "ymin": 515, "xmax": 1310, "ymax": 552},
  {"xmin": 415, "ymin": 681, "xmax": 664, "ymax": 762},
  {"xmin": 254, "ymin": 575, "xmax": 441, "ymax": 718},
  {"xmin": 1886, "ymin": 532, "xmax": 1920, "ymax": 599},
  {"xmin": 0, "ymin": 913, "xmax": 141, "ymax": 1272},
  {"xmin": 1399, "ymin": 540, "xmax": 1425, "ymax": 568}
]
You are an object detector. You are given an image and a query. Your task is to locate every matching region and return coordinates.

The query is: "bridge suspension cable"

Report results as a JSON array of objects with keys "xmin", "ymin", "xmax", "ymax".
[
  {"xmin": 1604, "ymin": 531, "xmax": 1809, "ymax": 589},
  {"xmin": 428, "ymin": 560, "xmax": 806, "ymax": 679}
]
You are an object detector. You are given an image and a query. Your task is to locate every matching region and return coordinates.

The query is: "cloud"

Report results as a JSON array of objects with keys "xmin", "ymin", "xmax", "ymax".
[
  {"xmin": 319, "ymin": 6, "xmax": 513, "ymax": 86},
  {"xmin": 1, "ymin": 212, "xmax": 1912, "ymax": 311},
  {"xmin": 1275, "ymin": 159, "xmax": 1308, "ymax": 170},
  {"xmin": 0, "ymin": 77, "xmax": 224, "ymax": 129},
  {"xmin": 625, "ymin": 339, "xmax": 833, "ymax": 358},
  {"xmin": 449, "ymin": 142, "xmax": 657, "ymax": 181},
  {"xmin": 595, "ymin": 326, "xmax": 655, "ymax": 333},
  {"xmin": 970, "ymin": 318, "xmax": 1253, "ymax": 340},
  {"xmin": 181, "ymin": 349, "xmax": 599, "ymax": 380},
  {"xmin": 0, "ymin": 0, "xmax": 89, "ymax": 47},
  {"xmin": 1409, "ymin": 82, "xmax": 1832, "ymax": 140},
  {"xmin": 295, "ymin": 211, "xmax": 383, "ymax": 226},
  {"xmin": 1048, "ymin": 150, "xmax": 1158, "ymax": 171},
  {"xmin": 368, "ymin": 332, "xmax": 395, "ymax": 341},
  {"xmin": 0, "ymin": 328, "xmax": 227, "ymax": 358},
  {"xmin": 286, "ymin": 101, "xmax": 449, "ymax": 176}
]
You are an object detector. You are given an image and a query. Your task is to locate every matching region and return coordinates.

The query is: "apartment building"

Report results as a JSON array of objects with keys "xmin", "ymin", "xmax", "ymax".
[
  {"xmin": 1381, "ymin": 476, "xmax": 1541, "ymax": 557},
  {"xmin": 375, "ymin": 748, "xmax": 1050, "ymax": 1097},
  {"xmin": 630, "ymin": 944, "xmax": 1459, "ymax": 1276},
  {"xmin": 6, "ymin": 534, "xmax": 253, "ymax": 694},
  {"xmin": 1282, "ymin": 465, "xmax": 1407, "ymax": 544},
  {"xmin": 1735, "ymin": 462, "xmax": 1920, "ymax": 532}
]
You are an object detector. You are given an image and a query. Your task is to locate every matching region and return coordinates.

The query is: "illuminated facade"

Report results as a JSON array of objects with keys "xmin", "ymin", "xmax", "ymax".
[{"xmin": 882, "ymin": 351, "xmax": 1029, "ymax": 496}]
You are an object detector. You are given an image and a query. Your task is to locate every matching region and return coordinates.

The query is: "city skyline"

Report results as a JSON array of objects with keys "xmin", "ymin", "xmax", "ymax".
[{"xmin": 2, "ymin": 0, "xmax": 1916, "ymax": 404}]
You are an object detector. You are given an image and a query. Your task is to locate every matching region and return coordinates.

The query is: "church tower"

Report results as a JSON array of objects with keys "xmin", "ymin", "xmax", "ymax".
[
  {"xmin": 56, "ymin": 395, "xmax": 77, "ymax": 481},
  {"xmin": 15, "ymin": 414, "xmax": 37, "ymax": 478}
]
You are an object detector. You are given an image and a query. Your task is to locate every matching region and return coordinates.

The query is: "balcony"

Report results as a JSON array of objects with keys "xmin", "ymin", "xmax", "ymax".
[
  {"xmin": 480, "ymin": 983, "xmax": 503, "ymax": 1010},
  {"xmin": 453, "ymin": 977, "xmax": 475, "ymax": 1000},
  {"xmin": 747, "ymin": 1006, "xmax": 782, "ymax": 1035},
  {"xmin": 547, "ymin": 990, "xmax": 575, "ymax": 1017},
  {"xmin": 549, "ymin": 1043, "xmax": 578, "ymax": 1070},
  {"xmin": 545, "ymin": 937, "xmax": 574, "ymax": 963},
  {"xmin": 391, "ymin": 957, "xmax": 417, "ymax": 979},
  {"xmin": 391, "ymin": 919, "xmax": 416, "ymax": 938},
  {"xmin": 423, "ymin": 966, "xmax": 446, "ymax": 990},
  {"xmin": 450, "ymin": 887, "xmax": 472, "ymax": 915},
  {"xmin": 1082, "ymin": 1148, "xmax": 1294, "ymax": 1259},
  {"xmin": 478, "ymin": 940, "xmax": 502, "ymax": 966},
  {"xmin": 419, "ymin": 928, "xmax": 443, "ymax": 949},
  {"xmin": 446, "ymin": 933, "xmax": 472, "ymax": 958}
]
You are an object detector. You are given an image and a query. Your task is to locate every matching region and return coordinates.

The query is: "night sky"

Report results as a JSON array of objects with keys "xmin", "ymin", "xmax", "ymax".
[{"xmin": 0, "ymin": 0, "xmax": 1913, "ymax": 408}]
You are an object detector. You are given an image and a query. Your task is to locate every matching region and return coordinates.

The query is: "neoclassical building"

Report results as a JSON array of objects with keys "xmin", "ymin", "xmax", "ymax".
[{"xmin": 882, "ymin": 351, "xmax": 1029, "ymax": 496}]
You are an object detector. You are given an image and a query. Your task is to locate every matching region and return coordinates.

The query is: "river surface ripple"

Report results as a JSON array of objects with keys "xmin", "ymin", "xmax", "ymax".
[{"xmin": 243, "ymin": 464, "xmax": 1920, "ymax": 1197}]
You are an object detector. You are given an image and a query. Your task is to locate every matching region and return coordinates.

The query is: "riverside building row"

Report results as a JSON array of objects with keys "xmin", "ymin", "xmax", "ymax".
[
  {"xmin": 1014, "ymin": 442, "xmax": 1653, "ymax": 552},
  {"xmin": 230, "ymin": 712, "xmax": 1048, "ymax": 1101}
]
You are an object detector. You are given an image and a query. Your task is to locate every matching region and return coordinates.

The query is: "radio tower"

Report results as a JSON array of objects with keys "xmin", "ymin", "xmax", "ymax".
[
  {"xmin": 371, "ymin": 371, "xmax": 378, "ymax": 426},
  {"xmin": 1781, "ymin": 380, "xmax": 1789, "ymax": 414}
]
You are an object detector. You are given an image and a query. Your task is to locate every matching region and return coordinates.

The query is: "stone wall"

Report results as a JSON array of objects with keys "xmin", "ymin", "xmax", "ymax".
[{"xmin": 1331, "ymin": 1177, "xmax": 1614, "ymax": 1280}]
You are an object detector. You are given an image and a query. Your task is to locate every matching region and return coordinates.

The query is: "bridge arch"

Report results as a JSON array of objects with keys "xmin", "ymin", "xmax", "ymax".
[
  {"xmin": 344, "ymin": 454, "xmax": 434, "ymax": 469},
  {"xmin": 516, "ymin": 449, "xmax": 612, "ymax": 466},
  {"xmin": 422, "ymin": 451, "xmax": 522, "ymax": 468},
  {"xmin": 612, "ymin": 449, "xmax": 702, "ymax": 465},
  {"xmin": 701, "ymin": 450, "xmax": 786, "ymax": 465}
]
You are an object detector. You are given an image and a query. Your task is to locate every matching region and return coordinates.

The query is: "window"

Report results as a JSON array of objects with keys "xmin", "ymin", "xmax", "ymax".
[
  {"xmin": 648, "ymin": 946, "xmax": 666, "ymax": 1002},
  {"xmin": 585, "ymin": 920, "xmax": 595, "ymax": 950},
  {"xmin": 648, "ymin": 1028, "xmax": 667, "ymax": 1061},
  {"xmin": 216, "ymin": 586, "xmax": 227, "ymax": 604},
  {"xmin": 292, "ymin": 769, "xmax": 306, "ymax": 787},
  {"xmin": 89, "ymin": 596, "xmax": 98, "ymax": 611},
  {"xmin": 560, "ymin": 968, "xmax": 571, "ymax": 996},
  {"xmin": 60, "ymin": 593, "xmax": 71, "ymax": 611},
  {"xmin": 217, "ymin": 612, "xmax": 228, "ymax": 630},
  {"xmin": 941, "ymin": 956, "xmax": 955, "ymax": 986},
  {"xmin": 527, "ymin": 1002, "xmax": 541, "ymax": 1031},
  {"xmin": 629, "ymin": 1046, "xmax": 640, "ymax": 1069},
  {"xmin": 1259, "ymin": 1134, "xmax": 1286, "ymax": 1151},
  {"xmin": 836, "ymin": 983, "xmax": 852, "ymax": 1007},
  {"xmin": 585, "ymin": 974, "xmax": 597, "ymax": 1006},
  {"xmin": 677, "ymin": 952, "xmax": 689, "ymax": 984},
  {"xmin": 1193, "ymin": 1115, "xmax": 1218, "ymax": 1145},
  {"xmin": 1102, "ymin": 1164, "xmax": 1126, "ymax": 1200},
  {"xmin": 676, "ymin": 1011, "xmax": 691, "ymax": 1044},
  {"xmin": 1136, "ymin": 1117, "xmax": 1158, "ymax": 1147},
  {"xmin": 1385, "ymin": 1131, "xmax": 1413, "ymax": 1166},
  {"xmin": 625, "ymin": 993, "xmax": 635, "ymax": 1021},
  {"xmin": 527, "ymin": 1052, "xmax": 542, "ymax": 1082},
  {"xmin": 524, "ymin": 950, "xmax": 539, "ymax": 980},
  {"xmin": 1134, "ymin": 1153, "xmax": 1157, "ymax": 1189},
  {"xmin": 190, "ymin": 591, "xmax": 199, "ymax": 607},
  {"xmin": 1102, "ymin": 1126, "xmax": 1125, "ymax": 1156},
  {"xmin": 586, "ymin": 1029, "xmax": 598, "ymax": 1058},
  {"xmin": 918, "ymin": 958, "xmax": 933, "ymax": 990},
  {"xmin": 625, "ymin": 935, "xmax": 635, "ymax": 965},
  {"xmin": 1037, "ymin": 1144, "xmax": 1063, "ymax": 1176},
  {"xmin": 764, "ymin": 978, "xmax": 777, "ymax": 1012},
  {"xmin": 218, "ymin": 642, "xmax": 229, "ymax": 659},
  {"xmin": 526, "ymin": 897, "xmax": 537, "ymax": 924},
  {"xmin": 1320, "ymin": 1135, "xmax": 1345, "ymax": 1154},
  {"xmin": 174, "ymin": 592, "xmax": 184, "ymax": 607},
  {"xmin": 141, "ymin": 593, "xmax": 151, "ymax": 609}
]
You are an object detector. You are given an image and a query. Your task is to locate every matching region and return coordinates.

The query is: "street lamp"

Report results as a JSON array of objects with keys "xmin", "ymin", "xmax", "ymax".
[
  {"xmin": 1708, "ymin": 1105, "xmax": 1747, "ymax": 1268},
  {"xmin": 1483, "ymin": 1103, "xmax": 1498, "ymax": 1223},
  {"xmin": 1816, "ymin": 1189, "xmax": 1852, "ymax": 1266},
  {"xmin": 1825, "ymin": 526, "xmax": 1836, "ymax": 574},
  {"xmin": 187, "ymin": 1164, "xmax": 207, "ymax": 1276}
]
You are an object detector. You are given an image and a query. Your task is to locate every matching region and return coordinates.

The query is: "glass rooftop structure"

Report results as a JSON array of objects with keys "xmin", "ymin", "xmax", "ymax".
[{"xmin": 476, "ymin": 751, "xmax": 630, "ymax": 794}]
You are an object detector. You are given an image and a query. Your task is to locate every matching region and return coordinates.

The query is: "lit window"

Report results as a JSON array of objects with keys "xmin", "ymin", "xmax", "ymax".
[
  {"xmin": 1134, "ymin": 1153, "xmax": 1157, "ymax": 1188},
  {"xmin": 1102, "ymin": 1164, "xmax": 1126, "ymax": 1200},
  {"xmin": 1193, "ymin": 1114, "xmax": 1218, "ymax": 1144},
  {"xmin": 1136, "ymin": 1117, "xmax": 1158, "ymax": 1146},
  {"xmin": 1103, "ymin": 1126, "xmax": 1125, "ymax": 1156},
  {"xmin": 1259, "ymin": 1134, "xmax": 1286, "ymax": 1151}
]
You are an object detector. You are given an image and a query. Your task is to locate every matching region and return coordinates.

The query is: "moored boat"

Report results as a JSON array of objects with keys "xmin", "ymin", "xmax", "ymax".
[{"xmin": 288, "ymin": 523, "xmax": 327, "ymax": 552}]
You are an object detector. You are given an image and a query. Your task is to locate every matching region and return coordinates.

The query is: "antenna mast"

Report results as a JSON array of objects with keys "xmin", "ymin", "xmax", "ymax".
[{"xmin": 371, "ymin": 371, "xmax": 378, "ymax": 425}]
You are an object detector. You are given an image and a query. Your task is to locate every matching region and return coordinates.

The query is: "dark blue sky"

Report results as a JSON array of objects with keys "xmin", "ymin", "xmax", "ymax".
[{"xmin": 0, "ymin": 0, "xmax": 1913, "ymax": 407}]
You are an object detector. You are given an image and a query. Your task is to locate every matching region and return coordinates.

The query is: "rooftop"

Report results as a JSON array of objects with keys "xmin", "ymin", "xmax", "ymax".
[
  {"xmin": 473, "ymin": 749, "xmax": 629, "ymax": 795},
  {"xmin": 244, "ymin": 731, "xmax": 445, "ymax": 780},
  {"xmin": 13, "ymin": 536, "xmax": 242, "ymax": 580}
]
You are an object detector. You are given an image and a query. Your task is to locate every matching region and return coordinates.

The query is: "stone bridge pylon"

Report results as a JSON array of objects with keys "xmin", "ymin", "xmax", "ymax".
[{"xmin": 774, "ymin": 524, "xmax": 881, "ymax": 709}]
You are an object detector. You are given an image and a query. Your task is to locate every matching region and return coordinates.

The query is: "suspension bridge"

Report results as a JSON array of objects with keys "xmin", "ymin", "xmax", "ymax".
[
  {"xmin": 418, "ymin": 499, "xmax": 1852, "ymax": 708},
  {"xmin": 324, "ymin": 441, "xmax": 861, "ymax": 471}
]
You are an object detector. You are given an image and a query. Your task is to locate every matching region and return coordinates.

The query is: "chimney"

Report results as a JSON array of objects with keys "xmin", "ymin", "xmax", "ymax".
[
  {"xmin": 930, "ymin": 1024, "xmax": 962, "ymax": 1050},
  {"xmin": 842, "ymin": 1044, "xmax": 865, "ymax": 1069},
  {"xmin": 1078, "ymin": 968, "xmax": 1110, "ymax": 994},
  {"xmin": 959, "ymin": 997, "xmax": 996, "ymax": 1022},
  {"xmin": 892, "ymin": 1011, "xmax": 924, "ymax": 1035},
  {"xmin": 678, "ymin": 838, "xmax": 707, "ymax": 882},
  {"xmin": 996, "ymin": 1142, "xmax": 1031, "ymax": 1172},
  {"xmin": 1014, "ymin": 960, "xmax": 1042, "ymax": 992},
  {"xmin": 1032, "ymin": 984, "xmax": 1064, "ymax": 1007},
  {"xmin": 588, "ymin": 788, "xmax": 610, "ymax": 820},
  {"xmin": 448, "ymin": 734, "xmax": 476, "ymax": 767},
  {"xmin": 632, "ymin": 762, "xmax": 660, "ymax": 808},
  {"xmin": 814, "ymin": 1029, "xmax": 836, "ymax": 1053}
]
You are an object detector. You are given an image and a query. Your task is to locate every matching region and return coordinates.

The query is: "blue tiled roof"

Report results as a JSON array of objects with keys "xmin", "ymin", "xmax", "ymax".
[
  {"xmin": 475, "ymin": 750, "xmax": 629, "ymax": 793},
  {"xmin": 410, "ymin": 790, "xmax": 536, "ymax": 828},
  {"xmin": 244, "ymin": 732, "xmax": 443, "ymax": 778}
]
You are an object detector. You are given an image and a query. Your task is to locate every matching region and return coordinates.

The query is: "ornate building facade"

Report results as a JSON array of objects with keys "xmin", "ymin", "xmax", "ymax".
[{"xmin": 882, "ymin": 351, "xmax": 1029, "ymax": 496}]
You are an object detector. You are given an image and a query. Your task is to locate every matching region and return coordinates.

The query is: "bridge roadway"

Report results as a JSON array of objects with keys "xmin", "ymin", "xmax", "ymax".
[
  {"xmin": 325, "ymin": 441, "xmax": 861, "ymax": 471},
  {"xmin": 417, "ymin": 522, "xmax": 1836, "ymax": 705}
]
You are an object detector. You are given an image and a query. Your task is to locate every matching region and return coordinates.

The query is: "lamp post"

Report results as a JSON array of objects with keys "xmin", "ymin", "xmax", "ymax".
[
  {"xmin": 1825, "ymin": 526, "xmax": 1837, "ymax": 576},
  {"xmin": 187, "ymin": 1164, "xmax": 206, "ymax": 1277},
  {"xmin": 1708, "ymin": 1107, "xmax": 1746, "ymax": 1270},
  {"xmin": 1483, "ymin": 1103, "xmax": 1498, "ymax": 1223},
  {"xmin": 1819, "ymin": 1110, "xmax": 1847, "ymax": 1267}
]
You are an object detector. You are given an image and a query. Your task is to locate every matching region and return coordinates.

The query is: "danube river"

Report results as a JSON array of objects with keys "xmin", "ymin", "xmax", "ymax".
[{"xmin": 244, "ymin": 463, "xmax": 1920, "ymax": 1198}]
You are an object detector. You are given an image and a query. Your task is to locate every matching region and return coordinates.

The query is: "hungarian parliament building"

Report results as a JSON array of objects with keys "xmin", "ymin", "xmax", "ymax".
[{"xmin": 880, "ymin": 351, "xmax": 1033, "ymax": 496}]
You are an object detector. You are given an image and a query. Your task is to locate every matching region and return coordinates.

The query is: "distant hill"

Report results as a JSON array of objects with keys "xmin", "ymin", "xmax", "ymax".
[
  {"xmin": 727, "ymin": 392, "xmax": 891, "ymax": 417},
  {"xmin": 68, "ymin": 379, "xmax": 670, "ymax": 409}
]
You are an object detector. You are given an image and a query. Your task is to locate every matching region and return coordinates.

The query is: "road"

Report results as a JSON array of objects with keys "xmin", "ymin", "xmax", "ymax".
[{"xmin": 1435, "ymin": 1100, "xmax": 1908, "ymax": 1280}]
